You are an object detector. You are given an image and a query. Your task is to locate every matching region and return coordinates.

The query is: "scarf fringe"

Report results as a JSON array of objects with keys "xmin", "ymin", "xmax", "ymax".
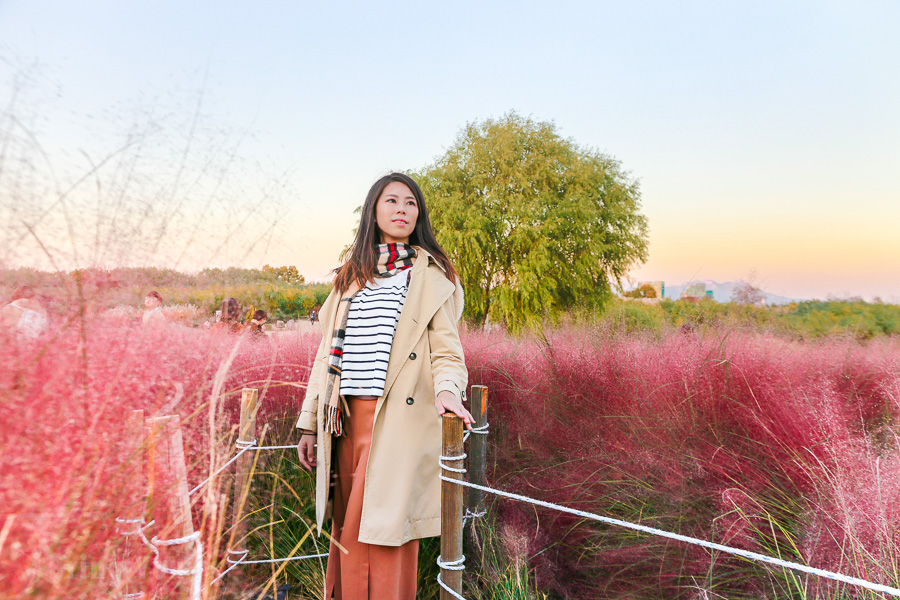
[{"xmin": 324, "ymin": 404, "xmax": 343, "ymax": 437}]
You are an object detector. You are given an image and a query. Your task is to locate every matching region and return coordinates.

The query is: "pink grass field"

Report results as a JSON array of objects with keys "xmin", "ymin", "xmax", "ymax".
[
  {"xmin": 0, "ymin": 322, "xmax": 320, "ymax": 599},
  {"xmin": 1, "ymin": 319, "xmax": 899, "ymax": 599},
  {"xmin": 465, "ymin": 327, "xmax": 900, "ymax": 598}
]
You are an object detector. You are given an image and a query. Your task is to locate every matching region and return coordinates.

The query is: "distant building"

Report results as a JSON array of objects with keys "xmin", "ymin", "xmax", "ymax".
[
  {"xmin": 705, "ymin": 290, "xmax": 715, "ymax": 301},
  {"xmin": 639, "ymin": 281, "xmax": 665, "ymax": 299},
  {"xmin": 683, "ymin": 282, "xmax": 706, "ymax": 299}
]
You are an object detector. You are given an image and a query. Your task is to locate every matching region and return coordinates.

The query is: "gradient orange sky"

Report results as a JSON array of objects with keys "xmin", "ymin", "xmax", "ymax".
[{"xmin": 1, "ymin": 1, "xmax": 898, "ymax": 301}]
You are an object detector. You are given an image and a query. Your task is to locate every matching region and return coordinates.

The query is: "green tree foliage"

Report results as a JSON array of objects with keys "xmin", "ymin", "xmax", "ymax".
[
  {"xmin": 0, "ymin": 266, "xmax": 329, "ymax": 322},
  {"xmin": 262, "ymin": 264, "xmax": 305, "ymax": 285},
  {"xmin": 623, "ymin": 283, "xmax": 658, "ymax": 299},
  {"xmin": 415, "ymin": 113, "xmax": 649, "ymax": 331},
  {"xmin": 785, "ymin": 300, "xmax": 900, "ymax": 339}
]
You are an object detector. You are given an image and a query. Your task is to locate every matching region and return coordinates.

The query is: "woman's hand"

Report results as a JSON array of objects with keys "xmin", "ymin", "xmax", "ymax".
[
  {"xmin": 297, "ymin": 430, "xmax": 317, "ymax": 470},
  {"xmin": 434, "ymin": 390, "xmax": 474, "ymax": 430}
]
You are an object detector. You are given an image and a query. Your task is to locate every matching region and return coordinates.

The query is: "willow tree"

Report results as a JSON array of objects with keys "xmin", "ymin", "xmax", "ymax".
[{"xmin": 415, "ymin": 113, "xmax": 649, "ymax": 331}]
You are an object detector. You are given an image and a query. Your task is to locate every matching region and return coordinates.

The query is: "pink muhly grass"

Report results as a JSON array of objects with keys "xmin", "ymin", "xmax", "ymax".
[
  {"xmin": 6, "ymin": 303, "xmax": 900, "ymax": 600},
  {"xmin": 465, "ymin": 326, "xmax": 900, "ymax": 599},
  {"xmin": 0, "ymin": 316, "xmax": 320, "ymax": 600}
]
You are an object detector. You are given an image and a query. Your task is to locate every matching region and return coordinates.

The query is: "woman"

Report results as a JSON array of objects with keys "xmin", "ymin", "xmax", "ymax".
[
  {"xmin": 245, "ymin": 309, "xmax": 268, "ymax": 338},
  {"xmin": 212, "ymin": 297, "xmax": 243, "ymax": 333},
  {"xmin": 142, "ymin": 291, "xmax": 166, "ymax": 326},
  {"xmin": 0, "ymin": 286, "xmax": 49, "ymax": 340},
  {"xmin": 296, "ymin": 173, "xmax": 473, "ymax": 600}
]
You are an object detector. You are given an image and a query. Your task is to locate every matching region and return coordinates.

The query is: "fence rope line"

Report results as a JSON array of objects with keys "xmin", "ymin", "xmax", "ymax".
[
  {"xmin": 116, "ymin": 519, "xmax": 204, "ymax": 600},
  {"xmin": 210, "ymin": 550, "xmax": 248, "ymax": 585},
  {"xmin": 462, "ymin": 422, "xmax": 489, "ymax": 443},
  {"xmin": 189, "ymin": 445, "xmax": 252, "ymax": 496},
  {"xmin": 439, "ymin": 452, "xmax": 467, "ymax": 474},
  {"xmin": 209, "ymin": 547, "xmax": 330, "ymax": 585},
  {"xmin": 116, "ymin": 517, "xmax": 158, "ymax": 556},
  {"xmin": 462, "ymin": 507, "xmax": 485, "ymax": 525},
  {"xmin": 115, "ymin": 516, "xmax": 158, "ymax": 600},
  {"xmin": 461, "ymin": 422, "xmax": 489, "ymax": 528},
  {"xmin": 437, "ymin": 453, "xmax": 900, "ymax": 598},
  {"xmin": 150, "ymin": 531, "xmax": 203, "ymax": 600},
  {"xmin": 233, "ymin": 551, "xmax": 329, "ymax": 565},
  {"xmin": 437, "ymin": 555, "xmax": 467, "ymax": 600},
  {"xmin": 119, "ymin": 438, "xmax": 324, "ymax": 593},
  {"xmin": 189, "ymin": 439, "xmax": 299, "ymax": 496}
]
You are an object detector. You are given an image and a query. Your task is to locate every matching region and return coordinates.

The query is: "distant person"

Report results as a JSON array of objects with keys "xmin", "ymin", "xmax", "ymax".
[
  {"xmin": 0, "ymin": 286, "xmax": 50, "ymax": 340},
  {"xmin": 245, "ymin": 309, "xmax": 268, "ymax": 338},
  {"xmin": 142, "ymin": 291, "xmax": 166, "ymax": 326},
  {"xmin": 212, "ymin": 297, "xmax": 243, "ymax": 334},
  {"xmin": 308, "ymin": 308, "xmax": 318, "ymax": 324}
]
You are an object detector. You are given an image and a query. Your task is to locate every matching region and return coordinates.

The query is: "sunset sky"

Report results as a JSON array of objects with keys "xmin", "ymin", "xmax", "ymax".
[{"xmin": 1, "ymin": 1, "xmax": 898, "ymax": 301}]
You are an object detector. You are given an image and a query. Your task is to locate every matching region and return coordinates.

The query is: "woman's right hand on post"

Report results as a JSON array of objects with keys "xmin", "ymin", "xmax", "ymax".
[{"xmin": 297, "ymin": 431, "xmax": 317, "ymax": 470}]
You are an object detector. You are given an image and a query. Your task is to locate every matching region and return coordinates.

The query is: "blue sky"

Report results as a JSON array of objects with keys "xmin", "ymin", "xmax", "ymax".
[{"xmin": 1, "ymin": 1, "xmax": 898, "ymax": 300}]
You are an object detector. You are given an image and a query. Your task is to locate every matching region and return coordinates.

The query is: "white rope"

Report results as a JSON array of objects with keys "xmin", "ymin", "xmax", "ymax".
[
  {"xmin": 210, "ymin": 547, "xmax": 330, "ymax": 585},
  {"xmin": 437, "ymin": 555, "xmax": 467, "ymax": 600},
  {"xmin": 437, "ymin": 573, "xmax": 466, "ymax": 600},
  {"xmin": 237, "ymin": 438, "xmax": 303, "ymax": 451},
  {"xmin": 118, "ymin": 516, "xmax": 327, "ymax": 591},
  {"xmin": 116, "ymin": 517, "xmax": 158, "ymax": 555},
  {"xmin": 440, "ymin": 475, "xmax": 900, "ymax": 597},
  {"xmin": 151, "ymin": 531, "xmax": 203, "ymax": 600},
  {"xmin": 439, "ymin": 452, "xmax": 467, "ymax": 473},
  {"xmin": 189, "ymin": 445, "xmax": 252, "ymax": 496},
  {"xmin": 437, "ymin": 554, "xmax": 466, "ymax": 570},
  {"xmin": 210, "ymin": 549, "xmax": 248, "ymax": 585},
  {"xmin": 114, "ymin": 517, "xmax": 155, "ymax": 600},
  {"xmin": 438, "ymin": 418, "xmax": 900, "ymax": 598},
  {"xmin": 237, "ymin": 552, "xmax": 329, "ymax": 564},
  {"xmin": 462, "ymin": 508, "xmax": 486, "ymax": 525},
  {"xmin": 189, "ymin": 440, "xmax": 305, "ymax": 496},
  {"xmin": 116, "ymin": 433, "xmax": 317, "ymax": 595},
  {"xmin": 462, "ymin": 423, "xmax": 489, "ymax": 524},
  {"xmin": 437, "ymin": 448, "xmax": 472, "ymax": 599},
  {"xmin": 463, "ymin": 421, "xmax": 489, "ymax": 442}
]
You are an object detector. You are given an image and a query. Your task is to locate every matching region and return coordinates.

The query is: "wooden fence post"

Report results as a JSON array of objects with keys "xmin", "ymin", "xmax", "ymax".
[
  {"xmin": 467, "ymin": 385, "xmax": 488, "ymax": 517},
  {"xmin": 229, "ymin": 388, "xmax": 259, "ymax": 581},
  {"xmin": 146, "ymin": 414, "xmax": 195, "ymax": 600},
  {"xmin": 114, "ymin": 410, "xmax": 146, "ymax": 596},
  {"xmin": 441, "ymin": 414, "xmax": 464, "ymax": 600}
]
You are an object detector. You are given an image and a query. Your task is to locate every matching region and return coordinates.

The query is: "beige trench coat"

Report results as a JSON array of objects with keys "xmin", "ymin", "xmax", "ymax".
[{"xmin": 296, "ymin": 247, "xmax": 467, "ymax": 546}]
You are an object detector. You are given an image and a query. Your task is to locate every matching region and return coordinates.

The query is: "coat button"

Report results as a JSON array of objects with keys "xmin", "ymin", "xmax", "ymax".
[
  {"xmin": 406, "ymin": 397, "xmax": 414, "ymax": 405},
  {"xmin": 409, "ymin": 352, "xmax": 417, "ymax": 360}
]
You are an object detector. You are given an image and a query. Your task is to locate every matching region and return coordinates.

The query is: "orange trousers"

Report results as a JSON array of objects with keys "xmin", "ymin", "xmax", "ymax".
[{"xmin": 324, "ymin": 397, "xmax": 419, "ymax": 600}]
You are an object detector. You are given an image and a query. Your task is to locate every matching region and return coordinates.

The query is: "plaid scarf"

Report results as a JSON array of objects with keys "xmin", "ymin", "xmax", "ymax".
[{"xmin": 323, "ymin": 243, "xmax": 416, "ymax": 436}]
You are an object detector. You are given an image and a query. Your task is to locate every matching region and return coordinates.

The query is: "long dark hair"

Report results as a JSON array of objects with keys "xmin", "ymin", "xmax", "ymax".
[
  {"xmin": 334, "ymin": 173, "xmax": 457, "ymax": 294},
  {"xmin": 221, "ymin": 297, "xmax": 241, "ymax": 322}
]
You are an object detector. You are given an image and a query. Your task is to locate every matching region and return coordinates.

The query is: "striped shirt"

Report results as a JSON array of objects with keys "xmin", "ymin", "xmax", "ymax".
[{"xmin": 339, "ymin": 270, "xmax": 409, "ymax": 396}]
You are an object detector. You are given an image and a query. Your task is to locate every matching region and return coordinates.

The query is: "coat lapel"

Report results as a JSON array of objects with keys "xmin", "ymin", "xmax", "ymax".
[{"xmin": 378, "ymin": 251, "xmax": 454, "ymax": 409}]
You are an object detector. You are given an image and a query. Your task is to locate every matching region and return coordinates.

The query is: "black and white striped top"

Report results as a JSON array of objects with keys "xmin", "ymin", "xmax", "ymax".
[{"xmin": 339, "ymin": 270, "xmax": 409, "ymax": 396}]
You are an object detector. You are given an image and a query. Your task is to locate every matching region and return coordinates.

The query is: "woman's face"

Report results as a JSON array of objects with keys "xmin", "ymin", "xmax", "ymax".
[
  {"xmin": 375, "ymin": 181, "xmax": 418, "ymax": 244},
  {"xmin": 144, "ymin": 295, "xmax": 161, "ymax": 309}
]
